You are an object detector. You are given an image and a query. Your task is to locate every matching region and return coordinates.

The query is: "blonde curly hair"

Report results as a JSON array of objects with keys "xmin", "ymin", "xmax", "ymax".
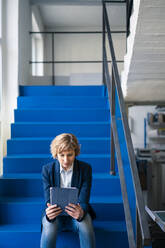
[{"xmin": 50, "ymin": 133, "xmax": 80, "ymax": 158}]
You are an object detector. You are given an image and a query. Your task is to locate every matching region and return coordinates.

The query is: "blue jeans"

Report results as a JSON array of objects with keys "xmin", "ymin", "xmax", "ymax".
[{"xmin": 40, "ymin": 214, "xmax": 96, "ymax": 248}]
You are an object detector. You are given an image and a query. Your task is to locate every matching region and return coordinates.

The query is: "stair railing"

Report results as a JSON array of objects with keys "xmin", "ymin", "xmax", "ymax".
[
  {"xmin": 102, "ymin": 1, "xmax": 151, "ymax": 247},
  {"xmin": 30, "ymin": 30, "xmax": 125, "ymax": 86}
]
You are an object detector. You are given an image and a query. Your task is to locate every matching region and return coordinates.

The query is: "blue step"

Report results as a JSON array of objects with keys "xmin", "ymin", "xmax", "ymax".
[
  {"xmin": 0, "ymin": 224, "xmax": 41, "ymax": 248},
  {"xmin": 3, "ymin": 155, "xmax": 117, "ymax": 174},
  {"xmin": 17, "ymin": 96, "xmax": 109, "ymax": 109},
  {"xmin": 11, "ymin": 122, "xmax": 110, "ymax": 138},
  {"xmin": 19, "ymin": 85, "xmax": 106, "ymax": 96},
  {"xmin": 7, "ymin": 137, "xmax": 110, "ymax": 155},
  {"xmin": 94, "ymin": 221, "xmax": 128, "ymax": 248},
  {"xmin": 0, "ymin": 221, "xmax": 128, "ymax": 248},
  {"xmin": 0, "ymin": 196, "xmax": 124, "ymax": 224},
  {"xmin": 14, "ymin": 109, "xmax": 110, "ymax": 122},
  {"xmin": 0, "ymin": 174, "xmax": 121, "ymax": 198}
]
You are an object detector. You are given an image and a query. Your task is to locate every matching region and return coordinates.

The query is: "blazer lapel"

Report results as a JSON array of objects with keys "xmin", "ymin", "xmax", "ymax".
[
  {"xmin": 71, "ymin": 159, "xmax": 79, "ymax": 187},
  {"xmin": 53, "ymin": 160, "xmax": 60, "ymax": 187}
]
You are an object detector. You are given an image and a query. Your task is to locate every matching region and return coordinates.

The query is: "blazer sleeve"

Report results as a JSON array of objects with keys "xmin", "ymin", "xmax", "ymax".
[
  {"xmin": 42, "ymin": 164, "xmax": 51, "ymax": 207},
  {"xmin": 78, "ymin": 164, "xmax": 92, "ymax": 217},
  {"xmin": 42, "ymin": 164, "xmax": 56, "ymax": 223}
]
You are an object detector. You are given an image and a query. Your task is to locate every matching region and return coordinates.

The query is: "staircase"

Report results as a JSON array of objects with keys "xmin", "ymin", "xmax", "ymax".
[{"xmin": 0, "ymin": 85, "xmax": 129, "ymax": 248}]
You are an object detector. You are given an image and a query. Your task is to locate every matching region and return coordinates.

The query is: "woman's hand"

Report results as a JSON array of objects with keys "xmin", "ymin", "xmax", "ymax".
[
  {"xmin": 65, "ymin": 203, "xmax": 84, "ymax": 220},
  {"xmin": 46, "ymin": 203, "xmax": 62, "ymax": 220}
]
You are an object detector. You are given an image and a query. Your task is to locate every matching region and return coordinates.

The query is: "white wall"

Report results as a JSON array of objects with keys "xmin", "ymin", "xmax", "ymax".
[
  {"xmin": 0, "ymin": 0, "xmax": 19, "ymax": 174},
  {"xmin": 128, "ymin": 105, "xmax": 156, "ymax": 149},
  {"xmin": 18, "ymin": 0, "xmax": 32, "ymax": 85}
]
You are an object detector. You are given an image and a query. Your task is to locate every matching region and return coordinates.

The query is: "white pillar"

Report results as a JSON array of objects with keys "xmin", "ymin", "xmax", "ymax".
[
  {"xmin": 18, "ymin": 0, "xmax": 32, "ymax": 85},
  {"xmin": 0, "ymin": 0, "xmax": 19, "ymax": 175}
]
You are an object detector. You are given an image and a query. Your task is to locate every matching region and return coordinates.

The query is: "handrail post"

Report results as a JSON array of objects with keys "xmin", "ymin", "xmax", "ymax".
[
  {"xmin": 126, "ymin": 0, "xmax": 129, "ymax": 37},
  {"xmin": 52, "ymin": 33, "xmax": 55, "ymax": 85},
  {"xmin": 102, "ymin": 0, "xmax": 106, "ymax": 85},
  {"xmin": 126, "ymin": 0, "xmax": 133, "ymax": 37},
  {"xmin": 110, "ymin": 66, "xmax": 116, "ymax": 175},
  {"xmin": 136, "ymin": 211, "xmax": 142, "ymax": 248}
]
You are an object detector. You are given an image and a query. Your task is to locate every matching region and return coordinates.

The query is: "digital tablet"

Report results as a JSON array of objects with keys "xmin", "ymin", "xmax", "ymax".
[{"xmin": 50, "ymin": 187, "xmax": 79, "ymax": 215}]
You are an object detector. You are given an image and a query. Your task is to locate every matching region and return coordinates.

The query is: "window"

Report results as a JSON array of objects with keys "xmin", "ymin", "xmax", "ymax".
[{"xmin": 31, "ymin": 11, "xmax": 44, "ymax": 76}]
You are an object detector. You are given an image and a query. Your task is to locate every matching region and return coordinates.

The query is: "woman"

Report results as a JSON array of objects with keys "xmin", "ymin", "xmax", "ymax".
[{"xmin": 40, "ymin": 133, "xmax": 96, "ymax": 248}]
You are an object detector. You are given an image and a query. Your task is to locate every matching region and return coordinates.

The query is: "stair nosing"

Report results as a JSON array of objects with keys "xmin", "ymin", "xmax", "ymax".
[
  {"xmin": 8, "ymin": 137, "xmax": 111, "ymax": 141},
  {"xmin": 0, "ymin": 220, "xmax": 126, "ymax": 232},
  {"xmin": 0, "ymin": 195, "xmax": 122, "ymax": 204},
  {"xmin": 17, "ymin": 108, "xmax": 109, "ymax": 110},
  {"xmin": 12, "ymin": 121, "xmax": 110, "ymax": 125},
  {"xmin": 4, "ymin": 154, "xmax": 111, "ymax": 158},
  {"xmin": 0, "ymin": 172, "xmax": 119, "ymax": 180}
]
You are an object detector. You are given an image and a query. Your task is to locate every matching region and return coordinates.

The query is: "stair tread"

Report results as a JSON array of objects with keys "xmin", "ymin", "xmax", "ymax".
[
  {"xmin": 18, "ymin": 96, "xmax": 107, "ymax": 99},
  {"xmin": 0, "ymin": 221, "xmax": 126, "ymax": 232},
  {"xmin": 4, "ymin": 154, "xmax": 110, "ymax": 158},
  {"xmin": 9, "ymin": 137, "xmax": 110, "ymax": 141},
  {"xmin": 0, "ymin": 197, "xmax": 44, "ymax": 203},
  {"xmin": 15, "ymin": 108, "xmax": 108, "ymax": 111},
  {"xmin": 0, "ymin": 173, "xmax": 119, "ymax": 179},
  {"xmin": 91, "ymin": 196, "xmax": 122, "ymax": 203},
  {"xmin": 94, "ymin": 221, "xmax": 126, "ymax": 232},
  {"xmin": 12, "ymin": 121, "xmax": 110, "ymax": 124},
  {"xmin": 0, "ymin": 224, "xmax": 40, "ymax": 232},
  {"xmin": 0, "ymin": 195, "xmax": 122, "ymax": 204}
]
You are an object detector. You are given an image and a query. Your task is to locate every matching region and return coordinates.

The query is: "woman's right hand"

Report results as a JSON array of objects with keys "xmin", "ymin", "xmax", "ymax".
[{"xmin": 46, "ymin": 203, "xmax": 62, "ymax": 220}]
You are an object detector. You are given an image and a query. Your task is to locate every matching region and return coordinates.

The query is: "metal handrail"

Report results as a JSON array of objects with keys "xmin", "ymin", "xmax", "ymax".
[
  {"xmin": 104, "ymin": 42, "xmax": 136, "ymax": 247},
  {"xmin": 30, "ymin": 31, "xmax": 126, "ymax": 34},
  {"xmin": 29, "ymin": 60, "xmax": 124, "ymax": 64},
  {"xmin": 102, "ymin": 1, "xmax": 151, "ymax": 247}
]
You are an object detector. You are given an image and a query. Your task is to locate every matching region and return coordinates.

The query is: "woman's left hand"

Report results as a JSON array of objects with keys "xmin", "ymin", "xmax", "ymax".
[{"xmin": 65, "ymin": 203, "xmax": 84, "ymax": 220}]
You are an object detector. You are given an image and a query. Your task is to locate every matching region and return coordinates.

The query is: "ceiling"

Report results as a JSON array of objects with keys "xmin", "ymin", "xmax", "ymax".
[{"xmin": 32, "ymin": 1, "xmax": 126, "ymax": 30}]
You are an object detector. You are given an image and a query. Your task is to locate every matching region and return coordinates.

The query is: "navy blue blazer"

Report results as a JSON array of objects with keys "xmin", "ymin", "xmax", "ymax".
[{"xmin": 42, "ymin": 158, "xmax": 94, "ymax": 219}]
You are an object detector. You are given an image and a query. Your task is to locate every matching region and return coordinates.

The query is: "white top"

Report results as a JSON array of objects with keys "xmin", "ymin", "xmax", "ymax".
[{"xmin": 60, "ymin": 163, "xmax": 73, "ymax": 188}]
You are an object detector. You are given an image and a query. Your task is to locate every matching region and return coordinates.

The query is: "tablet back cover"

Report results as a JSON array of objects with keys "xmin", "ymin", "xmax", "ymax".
[{"xmin": 50, "ymin": 187, "xmax": 78, "ymax": 212}]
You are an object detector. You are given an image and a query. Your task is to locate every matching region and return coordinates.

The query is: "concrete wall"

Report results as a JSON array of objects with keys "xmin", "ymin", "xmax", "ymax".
[{"xmin": 18, "ymin": 0, "xmax": 32, "ymax": 85}]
